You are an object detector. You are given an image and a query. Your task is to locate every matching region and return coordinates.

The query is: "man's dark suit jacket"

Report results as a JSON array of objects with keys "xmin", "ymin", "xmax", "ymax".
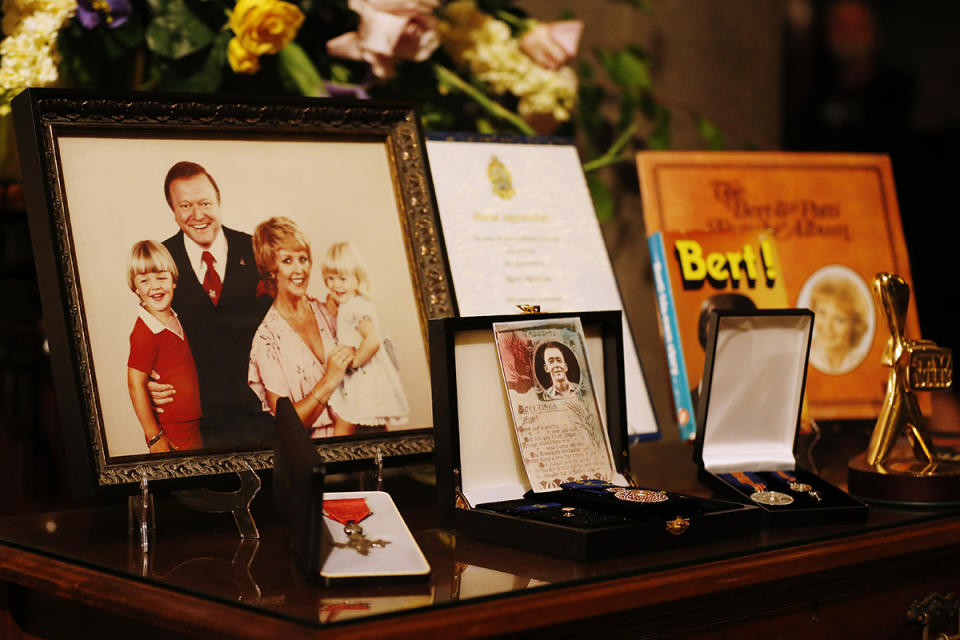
[{"xmin": 164, "ymin": 227, "xmax": 272, "ymax": 448}]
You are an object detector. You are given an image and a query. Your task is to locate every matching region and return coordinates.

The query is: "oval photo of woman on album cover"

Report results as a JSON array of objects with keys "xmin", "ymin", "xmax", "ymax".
[{"xmin": 797, "ymin": 264, "xmax": 876, "ymax": 376}]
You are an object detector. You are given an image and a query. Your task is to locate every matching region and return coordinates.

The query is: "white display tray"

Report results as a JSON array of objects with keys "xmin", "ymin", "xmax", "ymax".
[{"xmin": 320, "ymin": 490, "xmax": 430, "ymax": 582}]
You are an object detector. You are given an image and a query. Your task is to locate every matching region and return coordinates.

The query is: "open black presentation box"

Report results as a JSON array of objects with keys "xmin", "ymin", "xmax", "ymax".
[
  {"xmin": 431, "ymin": 311, "xmax": 760, "ymax": 560},
  {"xmin": 693, "ymin": 310, "xmax": 868, "ymax": 528}
]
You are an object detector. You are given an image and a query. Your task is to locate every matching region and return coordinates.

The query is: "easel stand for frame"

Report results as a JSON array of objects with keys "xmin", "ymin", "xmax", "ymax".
[{"xmin": 128, "ymin": 460, "xmax": 261, "ymax": 562}]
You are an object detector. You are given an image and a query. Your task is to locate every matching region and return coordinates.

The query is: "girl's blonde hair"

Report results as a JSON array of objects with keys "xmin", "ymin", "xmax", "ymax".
[
  {"xmin": 321, "ymin": 241, "xmax": 372, "ymax": 298},
  {"xmin": 252, "ymin": 216, "xmax": 312, "ymax": 298},
  {"xmin": 127, "ymin": 240, "xmax": 178, "ymax": 293}
]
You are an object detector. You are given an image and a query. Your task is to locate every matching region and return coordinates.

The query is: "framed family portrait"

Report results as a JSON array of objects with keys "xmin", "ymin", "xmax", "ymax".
[{"xmin": 13, "ymin": 89, "xmax": 455, "ymax": 492}]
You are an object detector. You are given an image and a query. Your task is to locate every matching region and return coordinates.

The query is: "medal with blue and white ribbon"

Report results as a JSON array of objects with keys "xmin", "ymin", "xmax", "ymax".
[{"xmin": 728, "ymin": 471, "xmax": 794, "ymax": 506}]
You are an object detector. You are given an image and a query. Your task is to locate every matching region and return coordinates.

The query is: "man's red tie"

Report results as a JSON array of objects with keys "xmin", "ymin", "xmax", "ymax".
[{"xmin": 201, "ymin": 251, "xmax": 222, "ymax": 306}]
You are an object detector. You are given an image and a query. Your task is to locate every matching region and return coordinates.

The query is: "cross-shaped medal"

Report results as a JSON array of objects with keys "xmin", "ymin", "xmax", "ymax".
[{"xmin": 331, "ymin": 520, "xmax": 389, "ymax": 556}]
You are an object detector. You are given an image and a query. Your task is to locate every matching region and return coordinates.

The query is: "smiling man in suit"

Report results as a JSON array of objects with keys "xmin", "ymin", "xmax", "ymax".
[{"xmin": 152, "ymin": 161, "xmax": 272, "ymax": 448}]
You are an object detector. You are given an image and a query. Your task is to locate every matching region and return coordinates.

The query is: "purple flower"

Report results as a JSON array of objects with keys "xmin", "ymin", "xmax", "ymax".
[
  {"xmin": 76, "ymin": 0, "xmax": 132, "ymax": 29},
  {"xmin": 324, "ymin": 82, "xmax": 372, "ymax": 100}
]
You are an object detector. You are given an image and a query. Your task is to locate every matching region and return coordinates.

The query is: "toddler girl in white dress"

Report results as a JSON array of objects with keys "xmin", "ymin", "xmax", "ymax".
[{"xmin": 322, "ymin": 241, "xmax": 409, "ymax": 428}]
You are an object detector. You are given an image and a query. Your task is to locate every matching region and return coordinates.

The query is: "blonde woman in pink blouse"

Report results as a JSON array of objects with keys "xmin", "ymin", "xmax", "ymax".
[{"xmin": 247, "ymin": 217, "xmax": 354, "ymax": 437}]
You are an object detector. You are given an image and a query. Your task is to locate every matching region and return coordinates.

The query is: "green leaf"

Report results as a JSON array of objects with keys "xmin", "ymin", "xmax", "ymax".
[
  {"xmin": 476, "ymin": 1, "xmax": 527, "ymax": 18},
  {"xmin": 138, "ymin": 62, "xmax": 164, "ymax": 91},
  {"xmin": 577, "ymin": 83, "xmax": 606, "ymax": 137},
  {"xmin": 420, "ymin": 109, "xmax": 452, "ymax": 131},
  {"xmin": 155, "ymin": 30, "xmax": 228, "ymax": 91},
  {"xmin": 638, "ymin": 92, "xmax": 657, "ymax": 119},
  {"xmin": 102, "ymin": 34, "xmax": 126, "ymax": 60},
  {"xmin": 207, "ymin": 29, "xmax": 230, "ymax": 66},
  {"xmin": 58, "ymin": 19, "xmax": 144, "ymax": 87},
  {"xmin": 577, "ymin": 59, "xmax": 595, "ymax": 82},
  {"xmin": 596, "ymin": 48, "xmax": 650, "ymax": 100},
  {"xmin": 102, "ymin": 19, "xmax": 146, "ymax": 59},
  {"xmin": 108, "ymin": 16, "xmax": 146, "ymax": 52},
  {"xmin": 475, "ymin": 117, "xmax": 497, "ymax": 134},
  {"xmin": 433, "ymin": 63, "xmax": 535, "ymax": 135},
  {"xmin": 648, "ymin": 106, "xmax": 671, "ymax": 150},
  {"xmin": 329, "ymin": 63, "xmax": 352, "ymax": 84},
  {"xmin": 145, "ymin": 0, "xmax": 171, "ymax": 16},
  {"xmin": 587, "ymin": 174, "xmax": 615, "ymax": 223},
  {"xmin": 57, "ymin": 24, "xmax": 93, "ymax": 86},
  {"xmin": 625, "ymin": 44, "xmax": 650, "ymax": 64},
  {"xmin": 146, "ymin": 0, "xmax": 216, "ymax": 59},
  {"xmin": 187, "ymin": 30, "xmax": 229, "ymax": 90},
  {"xmin": 696, "ymin": 116, "xmax": 726, "ymax": 150},
  {"xmin": 594, "ymin": 49, "xmax": 613, "ymax": 75},
  {"xmin": 277, "ymin": 42, "xmax": 330, "ymax": 97},
  {"xmin": 618, "ymin": 92, "xmax": 637, "ymax": 130},
  {"xmin": 618, "ymin": 49, "xmax": 651, "ymax": 92}
]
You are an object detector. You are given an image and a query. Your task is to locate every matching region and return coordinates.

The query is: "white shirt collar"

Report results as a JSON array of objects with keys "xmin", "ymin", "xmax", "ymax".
[
  {"xmin": 182, "ymin": 227, "xmax": 228, "ymax": 282},
  {"xmin": 138, "ymin": 305, "xmax": 185, "ymax": 340}
]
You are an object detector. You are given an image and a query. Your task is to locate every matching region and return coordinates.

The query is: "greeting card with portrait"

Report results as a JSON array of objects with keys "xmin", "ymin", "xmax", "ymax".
[{"xmin": 492, "ymin": 317, "xmax": 616, "ymax": 492}]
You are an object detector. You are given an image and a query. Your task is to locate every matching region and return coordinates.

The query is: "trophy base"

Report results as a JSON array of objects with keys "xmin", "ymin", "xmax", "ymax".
[{"xmin": 848, "ymin": 454, "xmax": 960, "ymax": 506}]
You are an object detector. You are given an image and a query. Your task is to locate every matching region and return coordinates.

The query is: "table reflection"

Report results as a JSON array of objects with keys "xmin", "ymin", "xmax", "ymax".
[
  {"xmin": 318, "ymin": 590, "xmax": 434, "ymax": 624},
  {"xmin": 2, "ymin": 436, "xmax": 958, "ymax": 632},
  {"xmin": 130, "ymin": 534, "xmax": 264, "ymax": 604}
]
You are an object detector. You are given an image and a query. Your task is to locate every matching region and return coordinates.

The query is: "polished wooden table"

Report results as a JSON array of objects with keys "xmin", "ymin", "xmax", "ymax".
[{"xmin": 2, "ymin": 435, "xmax": 959, "ymax": 639}]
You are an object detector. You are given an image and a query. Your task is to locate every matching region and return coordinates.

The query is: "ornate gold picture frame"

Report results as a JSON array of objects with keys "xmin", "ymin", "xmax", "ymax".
[{"xmin": 13, "ymin": 89, "xmax": 455, "ymax": 491}]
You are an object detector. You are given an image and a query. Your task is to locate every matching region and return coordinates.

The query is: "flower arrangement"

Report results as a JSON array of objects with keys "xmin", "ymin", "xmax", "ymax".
[{"xmin": 0, "ymin": 0, "xmax": 708, "ymax": 218}]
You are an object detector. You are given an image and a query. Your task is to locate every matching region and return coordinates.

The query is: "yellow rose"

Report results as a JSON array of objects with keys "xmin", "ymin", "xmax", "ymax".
[
  {"xmin": 229, "ymin": 0, "xmax": 305, "ymax": 57},
  {"xmin": 227, "ymin": 37, "xmax": 261, "ymax": 74}
]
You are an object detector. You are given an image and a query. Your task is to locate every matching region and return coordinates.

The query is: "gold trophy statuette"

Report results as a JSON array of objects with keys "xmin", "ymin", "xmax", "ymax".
[{"xmin": 849, "ymin": 273, "xmax": 960, "ymax": 504}]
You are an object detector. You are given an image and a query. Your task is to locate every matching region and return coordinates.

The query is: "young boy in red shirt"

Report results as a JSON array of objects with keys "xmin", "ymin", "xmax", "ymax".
[{"xmin": 126, "ymin": 240, "xmax": 203, "ymax": 452}]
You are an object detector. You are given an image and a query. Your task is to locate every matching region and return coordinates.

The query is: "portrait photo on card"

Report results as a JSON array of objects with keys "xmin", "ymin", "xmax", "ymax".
[
  {"xmin": 12, "ymin": 91, "xmax": 454, "ymax": 489},
  {"xmin": 493, "ymin": 317, "xmax": 616, "ymax": 492},
  {"xmin": 533, "ymin": 341, "xmax": 583, "ymax": 401}
]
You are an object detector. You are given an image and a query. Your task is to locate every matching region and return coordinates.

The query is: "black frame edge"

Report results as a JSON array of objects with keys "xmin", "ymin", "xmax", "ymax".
[{"xmin": 12, "ymin": 89, "xmax": 97, "ymax": 498}]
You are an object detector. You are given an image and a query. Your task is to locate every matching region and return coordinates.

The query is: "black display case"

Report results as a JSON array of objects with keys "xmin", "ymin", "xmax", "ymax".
[
  {"xmin": 693, "ymin": 309, "xmax": 868, "ymax": 527},
  {"xmin": 431, "ymin": 311, "xmax": 760, "ymax": 560}
]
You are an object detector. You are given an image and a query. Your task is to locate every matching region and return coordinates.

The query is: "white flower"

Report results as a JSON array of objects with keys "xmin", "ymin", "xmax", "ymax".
[
  {"xmin": 440, "ymin": 1, "xmax": 577, "ymax": 130},
  {"xmin": 0, "ymin": 0, "xmax": 77, "ymax": 114}
]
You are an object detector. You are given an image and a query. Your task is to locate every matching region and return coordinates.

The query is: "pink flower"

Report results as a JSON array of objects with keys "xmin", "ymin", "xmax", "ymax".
[
  {"xmin": 520, "ymin": 20, "xmax": 583, "ymax": 71},
  {"xmin": 327, "ymin": 0, "xmax": 441, "ymax": 80}
]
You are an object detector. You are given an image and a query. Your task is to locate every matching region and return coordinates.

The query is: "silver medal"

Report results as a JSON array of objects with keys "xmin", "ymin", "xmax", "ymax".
[{"xmin": 750, "ymin": 490, "xmax": 794, "ymax": 506}]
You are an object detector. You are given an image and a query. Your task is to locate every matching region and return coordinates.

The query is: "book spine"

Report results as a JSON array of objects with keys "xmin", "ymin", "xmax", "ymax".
[{"xmin": 648, "ymin": 233, "xmax": 697, "ymax": 441}]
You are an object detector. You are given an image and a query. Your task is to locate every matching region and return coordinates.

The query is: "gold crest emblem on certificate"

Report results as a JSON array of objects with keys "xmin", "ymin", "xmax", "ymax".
[{"xmin": 488, "ymin": 155, "xmax": 515, "ymax": 199}]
